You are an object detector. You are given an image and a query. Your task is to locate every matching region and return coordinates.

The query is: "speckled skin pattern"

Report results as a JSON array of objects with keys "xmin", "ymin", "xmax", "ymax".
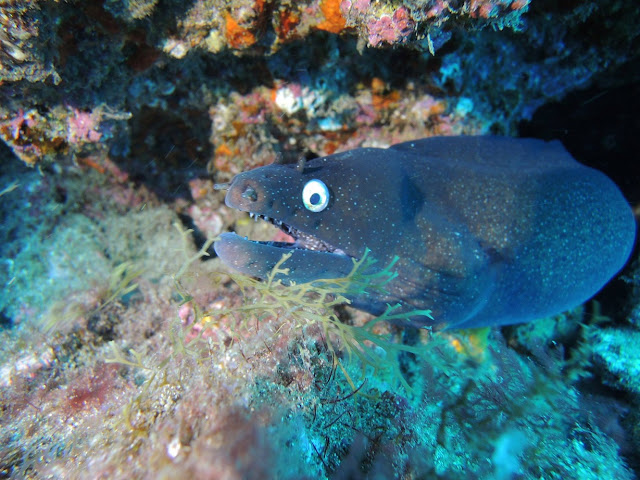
[{"xmin": 215, "ymin": 136, "xmax": 636, "ymax": 329}]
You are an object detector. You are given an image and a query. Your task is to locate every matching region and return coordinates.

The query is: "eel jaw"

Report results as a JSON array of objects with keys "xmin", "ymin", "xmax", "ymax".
[
  {"xmin": 214, "ymin": 212, "xmax": 355, "ymax": 283},
  {"xmin": 214, "ymin": 231, "xmax": 357, "ymax": 284},
  {"xmin": 247, "ymin": 211, "xmax": 348, "ymax": 256}
]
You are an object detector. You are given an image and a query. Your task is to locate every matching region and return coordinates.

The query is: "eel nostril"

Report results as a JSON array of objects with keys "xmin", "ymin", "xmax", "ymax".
[{"xmin": 241, "ymin": 185, "xmax": 258, "ymax": 202}]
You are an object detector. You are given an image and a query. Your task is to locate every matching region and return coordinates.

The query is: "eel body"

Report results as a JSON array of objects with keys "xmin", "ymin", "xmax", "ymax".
[{"xmin": 214, "ymin": 136, "xmax": 636, "ymax": 329}]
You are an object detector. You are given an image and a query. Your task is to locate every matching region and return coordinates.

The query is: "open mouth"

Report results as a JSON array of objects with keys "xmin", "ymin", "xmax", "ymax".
[
  {"xmin": 214, "ymin": 172, "xmax": 360, "ymax": 284},
  {"xmin": 247, "ymin": 211, "xmax": 348, "ymax": 256}
]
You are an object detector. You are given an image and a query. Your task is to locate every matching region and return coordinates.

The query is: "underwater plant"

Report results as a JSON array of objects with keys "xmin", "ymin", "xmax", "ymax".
[{"xmin": 173, "ymin": 223, "xmax": 435, "ymax": 391}]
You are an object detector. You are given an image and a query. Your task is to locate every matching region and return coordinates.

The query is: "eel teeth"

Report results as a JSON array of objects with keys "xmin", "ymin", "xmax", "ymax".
[{"xmin": 246, "ymin": 211, "xmax": 344, "ymax": 255}]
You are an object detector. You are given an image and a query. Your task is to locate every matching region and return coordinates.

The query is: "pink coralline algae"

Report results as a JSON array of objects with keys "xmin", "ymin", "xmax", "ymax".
[
  {"xmin": 340, "ymin": 0, "xmax": 371, "ymax": 14},
  {"xmin": 367, "ymin": 7, "xmax": 414, "ymax": 47},
  {"xmin": 353, "ymin": 0, "xmax": 371, "ymax": 12},
  {"xmin": 5, "ymin": 109, "xmax": 37, "ymax": 140},
  {"xmin": 67, "ymin": 109, "xmax": 102, "ymax": 144}
]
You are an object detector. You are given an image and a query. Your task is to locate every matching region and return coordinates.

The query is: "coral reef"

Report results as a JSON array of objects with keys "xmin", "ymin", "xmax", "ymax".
[
  {"xmin": 1, "ymin": 0, "xmax": 639, "ymax": 478},
  {"xmin": 1, "ymin": 0, "xmax": 638, "ymax": 175}
]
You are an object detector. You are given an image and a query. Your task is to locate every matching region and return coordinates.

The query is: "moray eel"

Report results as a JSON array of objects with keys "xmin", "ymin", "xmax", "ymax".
[{"xmin": 214, "ymin": 136, "xmax": 636, "ymax": 329}]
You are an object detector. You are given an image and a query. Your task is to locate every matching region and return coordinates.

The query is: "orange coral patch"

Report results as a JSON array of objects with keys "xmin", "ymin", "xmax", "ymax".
[
  {"xmin": 371, "ymin": 77, "xmax": 386, "ymax": 94},
  {"xmin": 428, "ymin": 101, "xmax": 446, "ymax": 116},
  {"xmin": 372, "ymin": 90, "xmax": 400, "ymax": 110},
  {"xmin": 324, "ymin": 141, "xmax": 339, "ymax": 155},
  {"xmin": 225, "ymin": 13, "xmax": 257, "ymax": 49},
  {"xmin": 316, "ymin": 0, "xmax": 346, "ymax": 34},
  {"xmin": 450, "ymin": 338, "xmax": 464, "ymax": 353},
  {"xmin": 215, "ymin": 143, "xmax": 233, "ymax": 157},
  {"xmin": 214, "ymin": 143, "xmax": 238, "ymax": 172},
  {"xmin": 370, "ymin": 77, "xmax": 400, "ymax": 110},
  {"xmin": 276, "ymin": 10, "xmax": 300, "ymax": 40}
]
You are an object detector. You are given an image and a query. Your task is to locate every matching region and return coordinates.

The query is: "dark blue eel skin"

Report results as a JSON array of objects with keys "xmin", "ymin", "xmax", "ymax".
[{"xmin": 214, "ymin": 136, "xmax": 636, "ymax": 329}]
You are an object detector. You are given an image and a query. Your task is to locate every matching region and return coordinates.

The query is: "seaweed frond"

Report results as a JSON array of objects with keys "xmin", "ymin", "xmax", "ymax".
[
  {"xmin": 198, "ymin": 246, "xmax": 434, "ymax": 392},
  {"xmin": 97, "ymin": 261, "xmax": 144, "ymax": 311},
  {"xmin": 111, "ymin": 223, "xmax": 437, "ymax": 397}
]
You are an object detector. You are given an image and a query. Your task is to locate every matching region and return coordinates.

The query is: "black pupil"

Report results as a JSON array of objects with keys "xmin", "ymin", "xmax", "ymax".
[{"xmin": 310, "ymin": 193, "xmax": 321, "ymax": 205}]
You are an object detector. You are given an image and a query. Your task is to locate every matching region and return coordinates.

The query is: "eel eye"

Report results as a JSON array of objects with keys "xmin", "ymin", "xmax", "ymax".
[{"xmin": 302, "ymin": 179, "xmax": 329, "ymax": 212}]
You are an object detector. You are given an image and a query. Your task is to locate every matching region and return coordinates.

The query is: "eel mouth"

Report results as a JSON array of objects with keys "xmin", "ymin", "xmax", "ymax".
[
  {"xmin": 214, "ymin": 217, "xmax": 356, "ymax": 283},
  {"xmin": 247, "ymin": 211, "xmax": 349, "ymax": 256},
  {"xmin": 214, "ymin": 170, "xmax": 357, "ymax": 282}
]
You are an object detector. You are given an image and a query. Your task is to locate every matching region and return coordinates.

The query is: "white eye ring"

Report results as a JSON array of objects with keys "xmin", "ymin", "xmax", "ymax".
[{"xmin": 302, "ymin": 179, "xmax": 329, "ymax": 212}]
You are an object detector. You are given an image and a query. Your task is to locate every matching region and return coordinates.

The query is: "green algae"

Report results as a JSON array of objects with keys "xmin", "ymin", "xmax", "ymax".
[{"xmin": 170, "ymin": 222, "xmax": 436, "ymax": 392}]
